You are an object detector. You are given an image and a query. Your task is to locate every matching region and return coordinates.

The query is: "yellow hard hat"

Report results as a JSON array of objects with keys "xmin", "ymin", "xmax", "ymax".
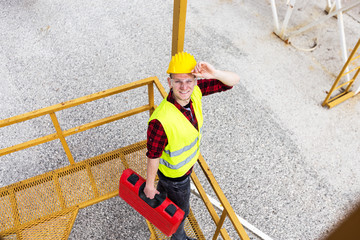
[{"xmin": 167, "ymin": 52, "xmax": 197, "ymax": 74}]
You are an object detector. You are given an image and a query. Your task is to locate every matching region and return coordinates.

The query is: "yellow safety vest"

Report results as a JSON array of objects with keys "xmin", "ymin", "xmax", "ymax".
[{"xmin": 148, "ymin": 85, "xmax": 203, "ymax": 178}]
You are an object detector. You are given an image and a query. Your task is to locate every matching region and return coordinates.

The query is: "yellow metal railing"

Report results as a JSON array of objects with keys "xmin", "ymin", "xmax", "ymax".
[
  {"xmin": 191, "ymin": 155, "xmax": 249, "ymax": 240},
  {"xmin": 322, "ymin": 38, "xmax": 360, "ymax": 108},
  {"xmin": 0, "ymin": 76, "xmax": 249, "ymax": 240},
  {"xmin": 0, "ymin": 77, "xmax": 161, "ymax": 159}
]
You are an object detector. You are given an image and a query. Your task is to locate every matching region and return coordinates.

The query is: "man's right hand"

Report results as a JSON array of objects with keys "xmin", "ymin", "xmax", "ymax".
[{"xmin": 144, "ymin": 183, "xmax": 160, "ymax": 199}]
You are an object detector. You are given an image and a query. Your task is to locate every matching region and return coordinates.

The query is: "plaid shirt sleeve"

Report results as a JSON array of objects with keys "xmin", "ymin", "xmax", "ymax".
[
  {"xmin": 146, "ymin": 119, "xmax": 167, "ymax": 159},
  {"xmin": 197, "ymin": 79, "xmax": 233, "ymax": 96}
]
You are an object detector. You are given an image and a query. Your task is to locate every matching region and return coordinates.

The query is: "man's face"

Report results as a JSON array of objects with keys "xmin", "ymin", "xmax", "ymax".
[{"xmin": 167, "ymin": 73, "xmax": 196, "ymax": 106}]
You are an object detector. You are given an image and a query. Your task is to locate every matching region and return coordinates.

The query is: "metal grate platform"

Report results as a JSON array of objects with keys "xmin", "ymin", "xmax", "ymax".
[{"xmin": 0, "ymin": 141, "xmax": 204, "ymax": 239}]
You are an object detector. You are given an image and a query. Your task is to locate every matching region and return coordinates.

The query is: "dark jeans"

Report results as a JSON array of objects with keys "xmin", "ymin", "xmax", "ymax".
[{"xmin": 157, "ymin": 175, "xmax": 190, "ymax": 240}]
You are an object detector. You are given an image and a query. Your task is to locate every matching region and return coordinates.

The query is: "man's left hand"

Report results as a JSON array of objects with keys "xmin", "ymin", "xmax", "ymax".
[{"xmin": 192, "ymin": 62, "xmax": 218, "ymax": 79}]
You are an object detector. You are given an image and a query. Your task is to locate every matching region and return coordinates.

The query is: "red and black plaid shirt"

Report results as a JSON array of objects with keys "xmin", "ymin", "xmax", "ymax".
[{"xmin": 146, "ymin": 79, "xmax": 232, "ymax": 159}]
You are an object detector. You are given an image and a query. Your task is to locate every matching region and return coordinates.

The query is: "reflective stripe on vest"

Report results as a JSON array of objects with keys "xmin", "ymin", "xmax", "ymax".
[
  {"xmin": 163, "ymin": 127, "xmax": 203, "ymax": 158},
  {"xmin": 160, "ymin": 145, "xmax": 199, "ymax": 170}
]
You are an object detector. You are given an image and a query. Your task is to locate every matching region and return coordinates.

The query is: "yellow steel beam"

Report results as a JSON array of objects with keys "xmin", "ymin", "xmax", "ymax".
[
  {"xmin": 0, "ymin": 77, "xmax": 157, "ymax": 128},
  {"xmin": 197, "ymin": 154, "xmax": 250, "ymax": 240},
  {"xmin": 172, "ymin": 0, "xmax": 187, "ymax": 56}
]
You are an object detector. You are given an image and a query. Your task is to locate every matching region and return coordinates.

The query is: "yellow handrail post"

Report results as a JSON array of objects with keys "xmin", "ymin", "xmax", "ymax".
[
  {"xmin": 172, "ymin": 0, "xmax": 187, "ymax": 56},
  {"xmin": 148, "ymin": 82, "xmax": 155, "ymax": 117},
  {"xmin": 49, "ymin": 112, "xmax": 75, "ymax": 165}
]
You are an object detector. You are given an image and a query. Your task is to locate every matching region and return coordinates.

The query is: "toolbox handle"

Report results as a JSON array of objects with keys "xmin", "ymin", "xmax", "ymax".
[{"xmin": 139, "ymin": 182, "xmax": 166, "ymax": 208}]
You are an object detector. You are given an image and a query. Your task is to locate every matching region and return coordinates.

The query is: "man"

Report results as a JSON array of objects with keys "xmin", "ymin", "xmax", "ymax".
[{"xmin": 144, "ymin": 52, "xmax": 239, "ymax": 240}]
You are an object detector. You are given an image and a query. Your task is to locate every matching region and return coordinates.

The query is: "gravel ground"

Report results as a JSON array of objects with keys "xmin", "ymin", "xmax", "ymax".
[{"xmin": 1, "ymin": 0, "xmax": 360, "ymax": 239}]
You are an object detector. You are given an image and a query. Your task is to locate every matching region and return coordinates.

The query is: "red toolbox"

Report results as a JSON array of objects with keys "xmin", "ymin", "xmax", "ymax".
[{"xmin": 119, "ymin": 168, "xmax": 185, "ymax": 236}]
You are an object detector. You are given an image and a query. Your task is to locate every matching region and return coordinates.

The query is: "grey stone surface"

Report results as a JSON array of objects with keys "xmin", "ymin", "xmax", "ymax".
[{"xmin": 1, "ymin": 0, "xmax": 360, "ymax": 239}]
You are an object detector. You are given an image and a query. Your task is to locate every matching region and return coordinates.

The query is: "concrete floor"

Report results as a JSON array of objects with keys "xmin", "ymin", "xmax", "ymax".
[{"xmin": 1, "ymin": 0, "xmax": 360, "ymax": 239}]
